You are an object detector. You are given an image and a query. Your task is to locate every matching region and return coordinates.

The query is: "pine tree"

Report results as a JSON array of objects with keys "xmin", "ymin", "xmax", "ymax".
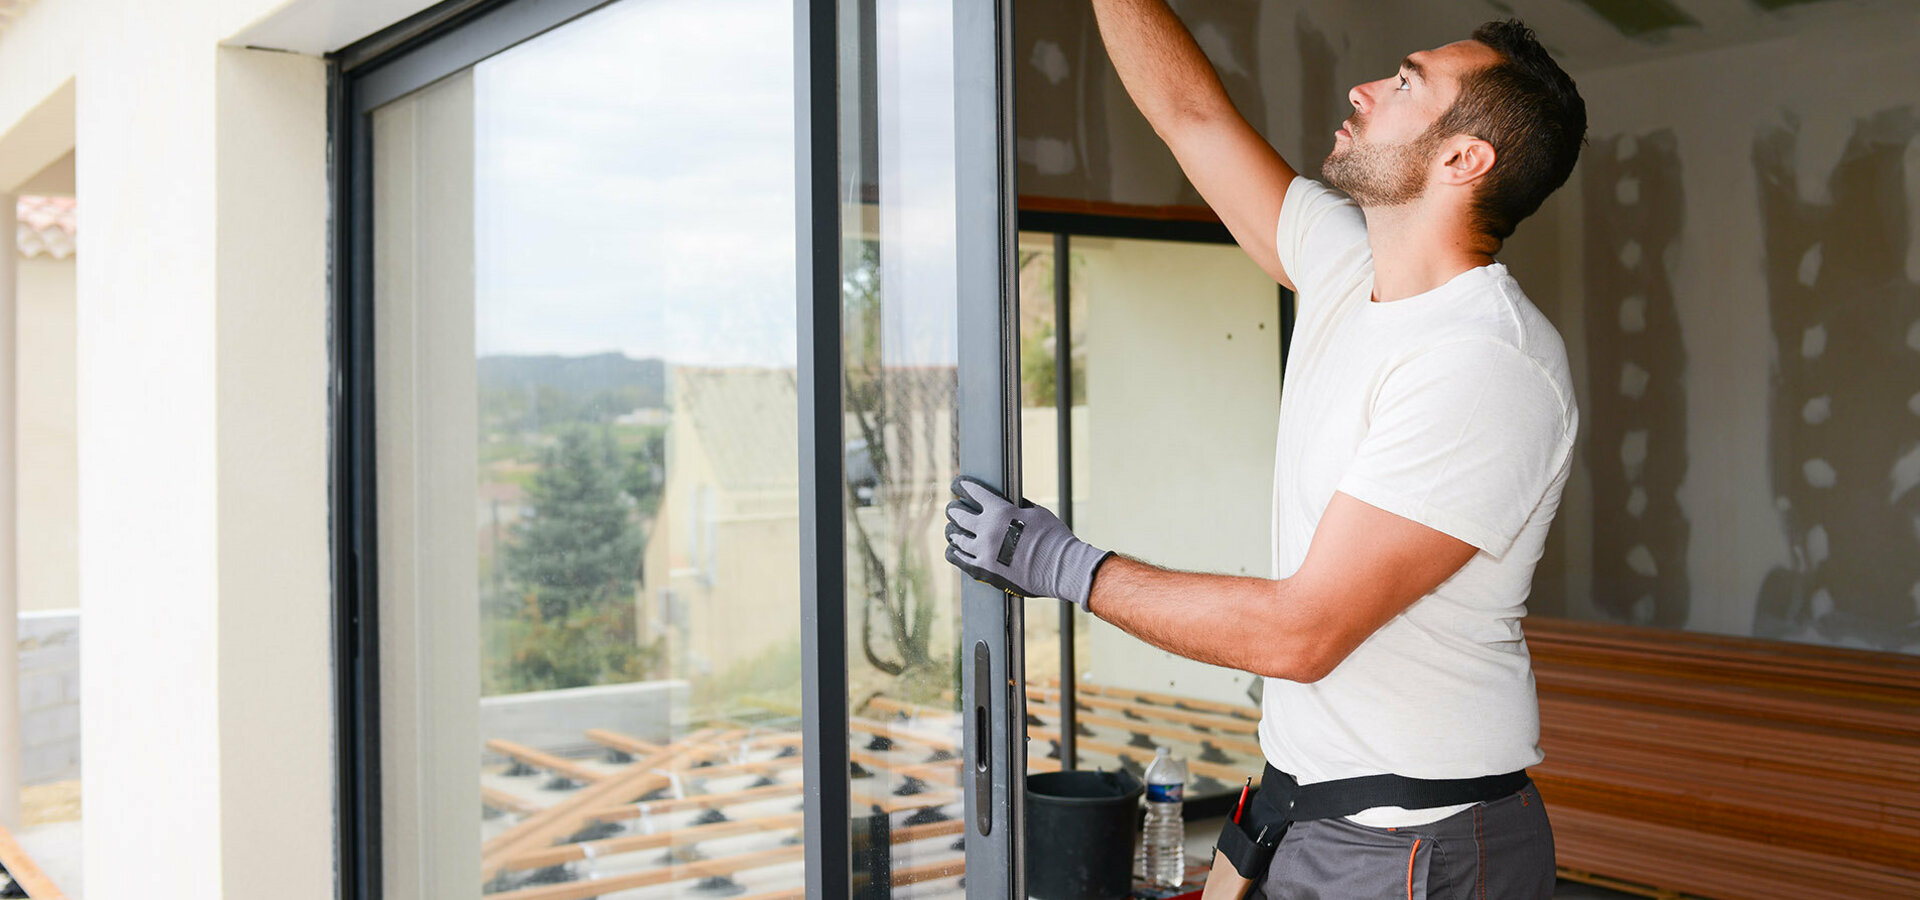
[{"xmin": 495, "ymin": 426, "xmax": 653, "ymax": 690}]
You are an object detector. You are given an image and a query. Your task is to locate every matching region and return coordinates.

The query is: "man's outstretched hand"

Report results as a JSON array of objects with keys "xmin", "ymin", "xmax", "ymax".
[{"xmin": 943, "ymin": 476, "xmax": 1114, "ymax": 612}]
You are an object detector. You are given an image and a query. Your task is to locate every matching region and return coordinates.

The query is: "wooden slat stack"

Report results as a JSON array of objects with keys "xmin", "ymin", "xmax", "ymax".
[{"xmin": 1526, "ymin": 617, "xmax": 1920, "ymax": 899}]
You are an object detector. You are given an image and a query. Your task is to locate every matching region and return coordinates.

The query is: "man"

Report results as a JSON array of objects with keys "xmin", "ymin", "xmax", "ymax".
[{"xmin": 943, "ymin": 4, "xmax": 1585, "ymax": 898}]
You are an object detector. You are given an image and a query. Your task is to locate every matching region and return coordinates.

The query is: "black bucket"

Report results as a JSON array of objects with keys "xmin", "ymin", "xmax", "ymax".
[{"xmin": 1026, "ymin": 769, "xmax": 1145, "ymax": 900}]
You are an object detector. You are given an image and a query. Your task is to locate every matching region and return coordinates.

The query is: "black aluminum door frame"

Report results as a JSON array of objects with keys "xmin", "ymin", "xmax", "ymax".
[
  {"xmin": 954, "ymin": 0, "xmax": 1024, "ymax": 896},
  {"xmin": 328, "ymin": 0, "xmax": 1024, "ymax": 897}
]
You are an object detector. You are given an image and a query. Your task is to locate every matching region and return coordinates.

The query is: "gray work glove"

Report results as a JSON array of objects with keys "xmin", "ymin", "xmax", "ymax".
[{"xmin": 944, "ymin": 476, "xmax": 1114, "ymax": 612}]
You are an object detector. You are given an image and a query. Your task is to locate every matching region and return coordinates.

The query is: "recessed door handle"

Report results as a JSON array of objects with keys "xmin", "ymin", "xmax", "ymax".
[{"xmin": 973, "ymin": 639, "xmax": 992, "ymax": 836}]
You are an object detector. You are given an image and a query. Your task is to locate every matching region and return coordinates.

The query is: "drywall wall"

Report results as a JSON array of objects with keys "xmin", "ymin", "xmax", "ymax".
[
  {"xmin": 1750, "ymin": 108, "xmax": 1919, "ymax": 648},
  {"xmin": 1580, "ymin": 130, "xmax": 1692, "ymax": 629},
  {"xmin": 1572, "ymin": 10, "xmax": 1920, "ymax": 653}
]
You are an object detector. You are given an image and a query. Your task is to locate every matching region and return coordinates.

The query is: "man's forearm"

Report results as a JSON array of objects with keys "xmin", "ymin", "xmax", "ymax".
[
  {"xmin": 1086, "ymin": 555, "xmax": 1327, "ymax": 683},
  {"xmin": 1091, "ymin": 0, "xmax": 1238, "ymax": 132}
]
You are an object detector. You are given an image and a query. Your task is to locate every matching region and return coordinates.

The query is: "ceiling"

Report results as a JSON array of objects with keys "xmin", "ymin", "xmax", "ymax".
[{"xmin": 1376, "ymin": 0, "xmax": 1917, "ymax": 73}]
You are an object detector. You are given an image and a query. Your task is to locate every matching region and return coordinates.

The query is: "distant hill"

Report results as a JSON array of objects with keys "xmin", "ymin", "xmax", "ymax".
[
  {"xmin": 480, "ymin": 353, "xmax": 665, "ymax": 403},
  {"xmin": 479, "ymin": 353, "xmax": 667, "ymax": 423}
]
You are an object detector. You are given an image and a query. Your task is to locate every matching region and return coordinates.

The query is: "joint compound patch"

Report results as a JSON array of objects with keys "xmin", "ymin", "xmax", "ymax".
[
  {"xmin": 1753, "ymin": 107, "xmax": 1920, "ymax": 651},
  {"xmin": 1583, "ymin": 130, "xmax": 1692, "ymax": 628}
]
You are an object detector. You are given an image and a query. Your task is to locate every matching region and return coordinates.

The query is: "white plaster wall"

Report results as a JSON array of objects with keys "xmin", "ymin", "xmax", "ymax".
[
  {"xmin": 0, "ymin": 0, "xmax": 79, "ymax": 191},
  {"xmin": 232, "ymin": 0, "xmax": 447, "ymax": 54},
  {"xmin": 212, "ymin": 43, "xmax": 333, "ymax": 900},
  {"xmin": 78, "ymin": 6, "xmax": 223, "ymax": 890},
  {"xmin": 16, "ymin": 254, "xmax": 77, "ymax": 614},
  {"xmin": 76, "ymin": 1, "xmax": 334, "ymax": 897}
]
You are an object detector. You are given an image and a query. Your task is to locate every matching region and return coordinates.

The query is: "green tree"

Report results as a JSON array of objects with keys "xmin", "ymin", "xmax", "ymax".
[
  {"xmin": 620, "ymin": 426, "xmax": 667, "ymax": 585},
  {"xmin": 492, "ymin": 426, "xmax": 656, "ymax": 691},
  {"xmin": 621, "ymin": 426, "xmax": 667, "ymax": 520}
]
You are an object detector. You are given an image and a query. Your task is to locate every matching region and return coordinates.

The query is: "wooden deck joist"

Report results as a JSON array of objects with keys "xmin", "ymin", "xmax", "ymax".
[
  {"xmin": 1051, "ymin": 679, "xmax": 1261, "ymax": 722},
  {"xmin": 499, "ymin": 812, "xmax": 804, "ymax": 873},
  {"xmin": 487, "ymin": 817, "xmax": 964, "ymax": 900},
  {"xmin": 0, "ymin": 824, "xmax": 65, "ymax": 900},
  {"xmin": 481, "ymin": 728, "xmax": 730, "ymax": 882},
  {"xmin": 850, "ymin": 717, "xmax": 960, "ymax": 752},
  {"xmin": 1026, "ymin": 726, "xmax": 1255, "ymax": 783},
  {"xmin": 486, "ymin": 740, "xmax": 607, "ymax": 785},
  {"xmin": 1025, "ymin": 684, "xmax": 1259, "ymax": 735},
  {"xmin": 482, "ymin": 786, "xmax": 546, "ymax": 817},
  {"xmin": 1026, "ymin": 699, "xmax": 1263, "ymax": 757},
  {"xmin": 586, "ymin": 781, "xmax": 803, "ymax": 823}
]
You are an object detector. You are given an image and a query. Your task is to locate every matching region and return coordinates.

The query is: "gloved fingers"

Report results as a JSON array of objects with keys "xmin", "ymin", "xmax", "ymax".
[
  {"xmin": 944, "ymin": 543, "xmax": 979, "ymax": 569},
  {"xmin": 948, "ymin": 476, "xmax": 985, "ymax": 516},
  {"xmin": 953, "ymin": 476, "xmax": 1013, "ymax": 513},
  {"xmin": 944, "ymin": 520, "xmax": 975, "ymax": 543},
  {"xmin": 944, "ymin": 498, "xmax": 981, "ymax": 532}
]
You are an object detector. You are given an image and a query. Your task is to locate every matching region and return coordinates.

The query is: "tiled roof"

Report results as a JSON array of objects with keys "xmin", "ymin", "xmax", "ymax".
[
  {"xmin": 17, "ymin": 196, "xmax": 75, "ymax": 260},
  {"xmin": 673, "ymin": 365, "xmax": 958, "ymax": 495},
  {"xmin": 676, "ymin": 367, "xmax": 800, "ymax": 492}
]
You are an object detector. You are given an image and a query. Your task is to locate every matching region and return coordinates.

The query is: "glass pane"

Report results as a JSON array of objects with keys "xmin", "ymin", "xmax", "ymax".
[
  {"xmin": 370, "ymin": 2, "xmax": 804, "ymax": 897},
  {"xmin": 1024, "ymin": 235, "xmax": 1279, "ymax": 803},
  {"xmin": 838, "ymin": 0, "xmax": 967, "ymax": 893},
  {"xmin": 1015, "ymin": 231, "xmax": 1077, "ymax": 777}
]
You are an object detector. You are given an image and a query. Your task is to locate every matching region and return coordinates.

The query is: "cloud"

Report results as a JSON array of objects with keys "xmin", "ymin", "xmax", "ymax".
[{"xmin": 473, "ymin": 0, "xmax": 798, "ymax": 366}]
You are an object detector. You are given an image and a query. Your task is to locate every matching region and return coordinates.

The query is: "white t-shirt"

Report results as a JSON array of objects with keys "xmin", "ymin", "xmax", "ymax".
[{"xmin": 1258, "ymin": 177, "xmax": 1578, "ymax": 828}]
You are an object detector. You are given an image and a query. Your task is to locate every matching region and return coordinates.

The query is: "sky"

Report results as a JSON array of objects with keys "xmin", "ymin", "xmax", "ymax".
[
  {"xmin": 467, "ymin": 0, "xmax": 959, "ymax": 369},
  {"xmin": 473, "ymin": 0, "xmax": 797, "ymax": 367}
]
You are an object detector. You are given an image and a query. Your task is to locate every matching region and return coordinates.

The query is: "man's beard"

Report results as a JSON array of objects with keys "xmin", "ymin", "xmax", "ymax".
[{"xmin": 1322, "ymin": 118, "xmax": 1440, "ymax": 207}]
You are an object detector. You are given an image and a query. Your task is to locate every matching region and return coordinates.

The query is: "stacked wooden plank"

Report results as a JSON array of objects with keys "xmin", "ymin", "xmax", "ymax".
[{"xmin": 1526, "ymin": 617, "xmax": 1920, "ymax": 899}]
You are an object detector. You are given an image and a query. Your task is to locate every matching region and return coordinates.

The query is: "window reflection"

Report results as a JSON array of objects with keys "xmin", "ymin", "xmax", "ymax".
[
  {"xmin": 373, "ymin": 1, "xmax": 812, "ymax": 897},
  {"xmin": 1018, "ymin": 234, "xmax": 1280, "ymax": 801}
]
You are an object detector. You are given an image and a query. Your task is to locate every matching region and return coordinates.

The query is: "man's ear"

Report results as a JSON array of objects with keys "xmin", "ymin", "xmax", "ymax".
[{"xmin": 1438, "ymin": 136, "xmax": 1496, "ymax": 185}]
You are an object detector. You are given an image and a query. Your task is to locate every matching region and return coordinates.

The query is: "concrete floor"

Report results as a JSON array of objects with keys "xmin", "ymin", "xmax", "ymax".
[{"xmin": 12, "ymin": 819, "xmax": 82, "ymax": 898}]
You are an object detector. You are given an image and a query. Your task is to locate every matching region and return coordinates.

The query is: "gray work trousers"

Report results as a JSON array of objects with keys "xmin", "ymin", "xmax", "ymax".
[{"xmin": 1251, "ymin": 781, "xmax": 1555, "ymax": 900}]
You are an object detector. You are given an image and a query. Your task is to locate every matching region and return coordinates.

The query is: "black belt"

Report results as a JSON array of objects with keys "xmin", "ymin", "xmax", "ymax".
[{"xmin": 1215, "ymin": 764, "xmax": 1532, "ymax": 879}]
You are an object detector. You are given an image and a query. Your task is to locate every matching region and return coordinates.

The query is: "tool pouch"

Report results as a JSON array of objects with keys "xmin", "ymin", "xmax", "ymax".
[
  {"xmin": 1216, "ymin": 814, "xmax": 1286, "ymax": 879},
  {"xmin": 1200, "ymin": 815, "xmax": 1287, "ymax": 900}
]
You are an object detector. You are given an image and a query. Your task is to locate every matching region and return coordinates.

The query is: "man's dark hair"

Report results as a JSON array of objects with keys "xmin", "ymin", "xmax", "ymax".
[{"xmin": 1426, "ymin": 19, "xmax": 1586, "ymax": 242}]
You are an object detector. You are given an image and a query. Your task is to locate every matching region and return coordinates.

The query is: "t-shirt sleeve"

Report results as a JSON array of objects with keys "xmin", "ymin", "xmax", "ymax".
[
  {"xmin": 1274, "ymin": 177, "xmax": 1369, "ymax": 307},
  {"xmin": 1335, "ymin": 340, "xmax": 1574, "ymax": 558}
]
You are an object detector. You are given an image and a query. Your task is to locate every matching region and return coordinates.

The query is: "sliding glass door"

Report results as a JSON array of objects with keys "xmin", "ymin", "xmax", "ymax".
[
  {"xmin": 831, "ymin": 0, "xmax": 1018, "ymax": 891},
  {"xmin": 333, "ymin": 0, "xmax": 1020, "ymax": 897},
  {"xmin": 1014, "ymin": 223, "xmax": 1286, "ymax": 834}
]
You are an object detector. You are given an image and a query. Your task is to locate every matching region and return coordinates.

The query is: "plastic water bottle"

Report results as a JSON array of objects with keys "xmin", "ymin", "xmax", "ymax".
[{"xmin": 1141, "ymin": 745, "xmax": 1187, "ymax": 887}]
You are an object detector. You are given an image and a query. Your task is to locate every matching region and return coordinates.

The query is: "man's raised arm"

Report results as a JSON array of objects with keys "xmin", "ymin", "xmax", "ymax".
[{"xmin": 1092, "ymin": 0, "xmax": 1300, "ymax": 288}]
